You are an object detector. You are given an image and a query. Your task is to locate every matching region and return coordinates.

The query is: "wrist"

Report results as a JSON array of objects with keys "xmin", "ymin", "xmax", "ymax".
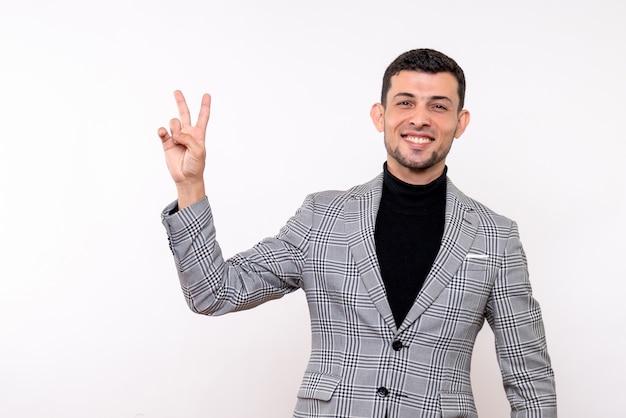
[{"xmin": 176, "ymin": 180, "xmax": 206, "ymax": 210}]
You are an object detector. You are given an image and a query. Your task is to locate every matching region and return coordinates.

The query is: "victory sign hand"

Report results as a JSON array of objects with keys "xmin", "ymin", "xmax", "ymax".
[{"xmin": 158, "ymin": 90, "xmax": 211, "ymax": 208}]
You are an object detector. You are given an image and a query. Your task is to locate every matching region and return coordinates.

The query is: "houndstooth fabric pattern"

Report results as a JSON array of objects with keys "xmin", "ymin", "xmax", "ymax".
[{"xmin": 162, "ymin": 174, "xmax": 557, "ymax": 418}]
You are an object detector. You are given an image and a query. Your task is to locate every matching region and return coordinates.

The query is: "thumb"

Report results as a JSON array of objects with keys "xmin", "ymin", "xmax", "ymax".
[{"xmin": 171, "ymin": 131, "xmax": 205, "ymax": 156}]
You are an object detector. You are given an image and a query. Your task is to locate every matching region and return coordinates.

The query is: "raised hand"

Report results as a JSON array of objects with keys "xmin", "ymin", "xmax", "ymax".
[{"xmin": 158, "ymin": 90, "xmax": 211, "ymax": 209}]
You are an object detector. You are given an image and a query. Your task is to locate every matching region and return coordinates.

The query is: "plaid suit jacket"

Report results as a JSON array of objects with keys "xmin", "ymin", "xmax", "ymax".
[{"xmin": 162, "ymin": 174, "xmax": 557, "ymax": 418}]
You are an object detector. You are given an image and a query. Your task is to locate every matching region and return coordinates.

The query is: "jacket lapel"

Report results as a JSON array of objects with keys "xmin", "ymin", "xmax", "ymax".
[
  {"xmin": 398, "ymin": 180, "xmax": 480, "ymax": 332},
  {"xmin": 343, "ymin": 174, "xmax": 398, "ymax": 333},
  {"xmin": 343, "ymin": 176, "xmax": 480, "ymax": 335}
]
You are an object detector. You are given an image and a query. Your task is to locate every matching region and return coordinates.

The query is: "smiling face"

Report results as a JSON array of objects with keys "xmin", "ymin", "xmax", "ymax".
[{"xmin": 371, "ymin": 70, "xmax": 470, "ymax": 185}]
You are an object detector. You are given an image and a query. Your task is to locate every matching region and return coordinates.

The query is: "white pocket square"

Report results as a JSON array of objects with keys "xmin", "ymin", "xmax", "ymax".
[{"xmin": 465, "ymin": 253, "xmax": 489, "ymax": 260}]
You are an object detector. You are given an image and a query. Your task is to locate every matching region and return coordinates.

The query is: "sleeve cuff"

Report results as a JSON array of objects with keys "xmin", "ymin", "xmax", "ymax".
[{"xmin": 161, "ymin": 197, "xmax": 211, "ymax": 236}]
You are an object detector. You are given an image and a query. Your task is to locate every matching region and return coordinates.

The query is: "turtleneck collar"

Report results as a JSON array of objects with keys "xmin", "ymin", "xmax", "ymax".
[{"xmin": 382, "ymin": 162, "xmax": 447, "ymax": 208}]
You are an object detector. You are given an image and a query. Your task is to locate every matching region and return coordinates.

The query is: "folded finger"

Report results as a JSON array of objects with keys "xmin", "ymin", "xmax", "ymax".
[
  {"xmin": 169, "ymin": 118, "xmax": 182, "ymax": 141},
  {"xmin": 157, "ymin": 127, "xmax": 170, "ymax": 143},
  {"xmin": 170, "ymin": 132, "xmax": 202, "ymax": 156}
]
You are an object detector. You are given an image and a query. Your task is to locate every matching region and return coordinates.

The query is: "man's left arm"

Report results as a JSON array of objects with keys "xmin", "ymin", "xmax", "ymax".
[{"xmin": 485, "ymin": 221, "xmax": 557, "ymax": 418}]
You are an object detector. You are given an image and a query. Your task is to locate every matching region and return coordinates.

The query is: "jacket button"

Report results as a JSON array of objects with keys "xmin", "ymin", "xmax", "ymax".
[
  {"xmin": 376, "ymin": 387, "xmax": 389, "ymax": 397},
  {"xmin": 392, "ymin": 340, "xmax": 403, "ymax": 351}
]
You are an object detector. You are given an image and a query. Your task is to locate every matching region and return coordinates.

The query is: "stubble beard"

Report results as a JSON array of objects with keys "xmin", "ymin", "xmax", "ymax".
[{"xmin": 384, "ymin": 134, "xmax": 452, "ymax": 171}]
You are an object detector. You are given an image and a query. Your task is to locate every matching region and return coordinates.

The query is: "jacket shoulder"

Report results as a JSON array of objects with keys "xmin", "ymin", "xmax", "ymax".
[
  {"xmin": 446, "ymin": 178, "xmax": 516, "ymax": 227},
  {"xmin": 307, "ymin": 174, "xmax": 383, "ymax": 207}
]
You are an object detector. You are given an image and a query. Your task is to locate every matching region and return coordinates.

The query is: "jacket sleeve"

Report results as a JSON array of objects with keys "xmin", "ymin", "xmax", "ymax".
[
  {"xmin": 485, "ymin": 221, "xmax": 557, "ymax": 418},
  {"xmin": 161, "ymin": 196, "xmax": 313, "ymax": 316}
]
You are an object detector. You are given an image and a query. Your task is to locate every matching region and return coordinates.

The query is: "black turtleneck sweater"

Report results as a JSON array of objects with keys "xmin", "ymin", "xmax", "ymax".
[{"xmin": 374, "ymin": 164, "xmax": 447, "ymax": 328}]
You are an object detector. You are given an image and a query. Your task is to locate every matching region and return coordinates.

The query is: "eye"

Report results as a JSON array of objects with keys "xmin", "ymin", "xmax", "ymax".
[
  {"xmin": 397, "ymin": 100, "xmax": 412, "ymax": 107},
  {"xmin": 432, "ymin": 103, "xmax": 448, "ymax": 111}
]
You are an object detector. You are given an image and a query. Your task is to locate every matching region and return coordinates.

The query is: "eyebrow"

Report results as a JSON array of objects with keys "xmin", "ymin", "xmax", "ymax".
[{"xmin": 393, "ymin": 92, "xmax": 453, "ymax": 103}]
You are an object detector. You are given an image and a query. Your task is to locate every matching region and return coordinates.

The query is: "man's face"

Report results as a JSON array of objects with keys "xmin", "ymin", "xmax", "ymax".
[{"xmin": 370, "ymin": 70, "xmax": 470, "ymax": 185}]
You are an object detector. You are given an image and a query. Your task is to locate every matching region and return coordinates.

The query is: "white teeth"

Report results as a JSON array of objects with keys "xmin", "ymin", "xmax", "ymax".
[{"xmin": 404, "ymin": 136, "xmax": 432, "ymax": 144}]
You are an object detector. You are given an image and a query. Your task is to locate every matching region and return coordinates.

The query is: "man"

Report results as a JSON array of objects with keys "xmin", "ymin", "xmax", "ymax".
[{"xmin": 158, "ymin": 48, "xmax": 557, "ymax": 417}]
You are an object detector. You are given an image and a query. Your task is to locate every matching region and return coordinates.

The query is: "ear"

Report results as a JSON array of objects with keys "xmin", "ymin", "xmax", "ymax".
[
  {"xmin": 454, "ymin": 109, "xmax": 470, "ymax": 138},
  {"xmin": 370, "ymin": 103, "xmax": 385, "ymax": 132}
]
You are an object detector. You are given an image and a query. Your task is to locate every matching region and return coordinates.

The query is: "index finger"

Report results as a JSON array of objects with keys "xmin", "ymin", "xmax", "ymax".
[
  {"xmin": 196, "ymin": 93, "xmax": 212, "ymax": 131},
  {"xmin": 173, "ymin": 90, "xmax": 191, "ymax": 127}
]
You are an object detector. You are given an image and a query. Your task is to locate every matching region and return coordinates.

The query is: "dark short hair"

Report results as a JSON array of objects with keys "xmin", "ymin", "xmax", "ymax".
[{"xmin": 381, "ymin": 48, "xmax": 466, "ymax": 111}]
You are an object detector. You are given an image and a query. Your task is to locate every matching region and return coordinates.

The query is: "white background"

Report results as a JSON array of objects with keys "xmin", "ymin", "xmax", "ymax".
[{"xmin": 1, "ymin": 1, "xmax": 624, "ymax": 417}]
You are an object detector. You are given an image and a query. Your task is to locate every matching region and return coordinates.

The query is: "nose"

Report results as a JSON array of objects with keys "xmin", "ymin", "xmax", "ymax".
[{"xmin": 409, "ymin": 105, "xmax": 431, "ymax": 127}]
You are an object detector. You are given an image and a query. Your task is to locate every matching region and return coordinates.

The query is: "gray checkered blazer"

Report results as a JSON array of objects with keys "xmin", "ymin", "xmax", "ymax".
[{"xmin": 162, "ymin": 174, "xmax": 557, "ymax": 418}]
